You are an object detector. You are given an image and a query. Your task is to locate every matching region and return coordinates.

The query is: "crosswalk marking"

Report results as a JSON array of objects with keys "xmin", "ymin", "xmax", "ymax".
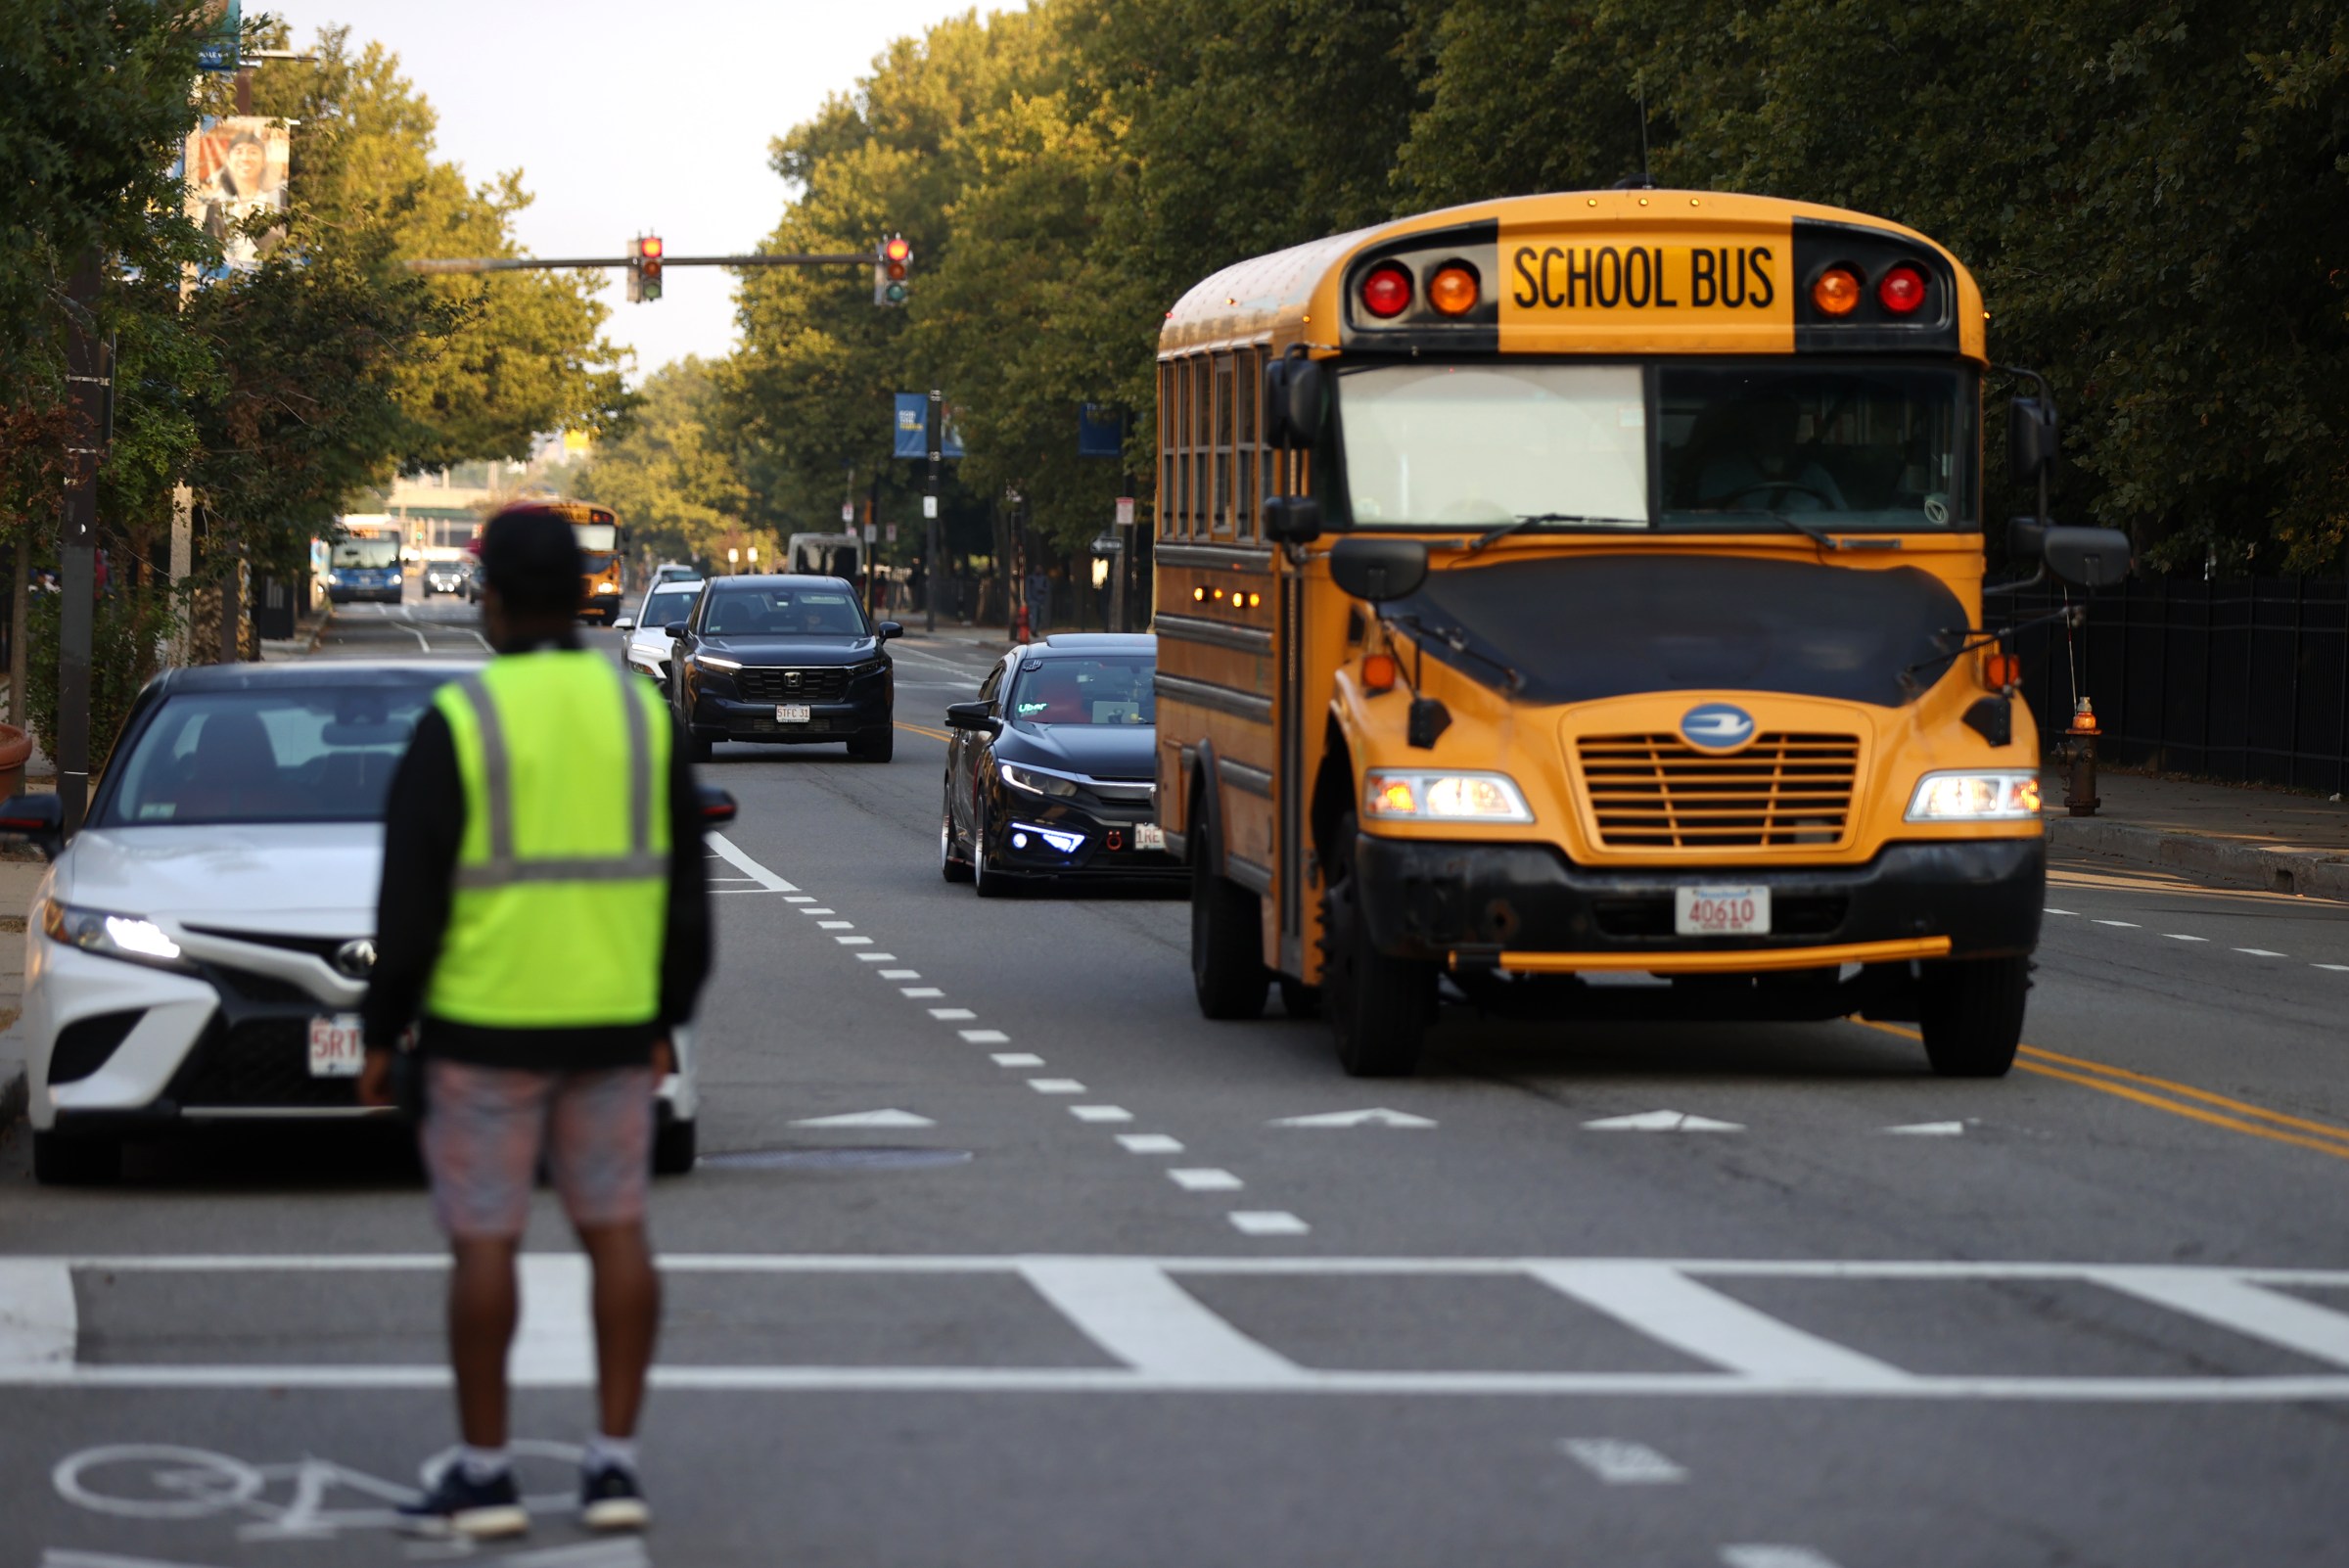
[
  {"xmin": 1525, "ymin": 1262, "xmax": 1909, "ymax": 1388},
  {"xmin": 15, "ymin": 1255, "xmax": 2349, "ymax": 1401}
]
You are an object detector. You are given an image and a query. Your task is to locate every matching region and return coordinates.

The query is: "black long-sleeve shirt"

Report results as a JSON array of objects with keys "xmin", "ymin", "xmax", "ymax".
[{"xmin": 363, "ymin": 684, "xmax": 713, "ymax": 1072}]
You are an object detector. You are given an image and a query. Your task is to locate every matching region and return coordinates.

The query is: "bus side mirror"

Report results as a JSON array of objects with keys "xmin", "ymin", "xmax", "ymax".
[
  {"xmin": 2008, "ymin": 396, "xmax": 2058, "ymax": 484},
  {"xmin": 2044, "ymin": 526, "xmax": 2132, "ymax": 588},
  {"xmin": 1264, "ymin": 357, "xmax": 1325, "ymax": 449},
  {"xmin": 1328, "ymin": 536, "xmax": 1427, "ymax": 602},
  {"xmin": 2006, "ymin": 516, "xmax": 2046, "ymax": 562},
  {"xmin": 1263, "ymin": 495, "xmax": 1324, "ymax": 544}
]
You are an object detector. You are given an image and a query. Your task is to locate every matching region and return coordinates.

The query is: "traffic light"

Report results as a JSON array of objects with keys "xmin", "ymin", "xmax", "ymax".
[
  {"xmin": 631, "ymin": 234, "xmax": 664, "ymax": 303},
  {"xmin": 874, "ymin": 234, "xmax": 911, "ymax": 306}
]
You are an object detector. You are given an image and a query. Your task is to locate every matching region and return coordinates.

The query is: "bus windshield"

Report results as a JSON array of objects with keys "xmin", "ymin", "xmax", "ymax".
[
  {"xmin": 330, "ymin": 539, "xmax": 400, "ymax": 569},
  {"xmin": 1336, "ymin": 361, "xmax": 1975, "ymax": 533}
]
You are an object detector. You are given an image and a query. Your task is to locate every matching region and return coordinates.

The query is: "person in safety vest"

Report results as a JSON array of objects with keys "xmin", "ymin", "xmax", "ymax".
[{"xmin": 359, "ymin": 504, "xmax": 710, "ymax": 1542}]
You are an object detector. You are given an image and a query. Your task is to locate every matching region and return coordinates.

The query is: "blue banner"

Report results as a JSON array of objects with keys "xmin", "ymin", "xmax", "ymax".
[
  {"xmin": 1078, "ymin": 402, "xmax": 1124, "ymax": 459},
  {"xmin": 197, "ymin": 0, "xmax": 242, "ymax": 72},
  {"xmin": 894, "ymin": 393, "xmax": 964, "ymax": 460}
]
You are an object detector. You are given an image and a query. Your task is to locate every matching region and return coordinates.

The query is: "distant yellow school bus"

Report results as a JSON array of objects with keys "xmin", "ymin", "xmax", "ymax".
[{"xmin": 1152, "ymin": 189, "xmax": 2127, "ymax": 1078}]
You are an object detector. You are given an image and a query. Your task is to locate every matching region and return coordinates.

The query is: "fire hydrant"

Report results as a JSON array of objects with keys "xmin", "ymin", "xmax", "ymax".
[
  {"xmin": 2062, "ymin": 696, "xmax": 2100, "ymax": 817},
  {"xmin": 1013, "ymin": 604, "xmax": 1033, "ymax": 645}
]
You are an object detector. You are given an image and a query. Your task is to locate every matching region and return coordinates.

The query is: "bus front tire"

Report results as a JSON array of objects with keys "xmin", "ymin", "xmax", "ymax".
[
  {"xmin": 1190, "ymin": 849, "xmax": 1267, "ymax": 1020},
  {"xmin": 1916, "ymin": 954, "xmax": 2030, "ymax": 1078},
  {"xmin": 1320, "ymin": 858, "xmax": 1433, "ymax": 1078}
]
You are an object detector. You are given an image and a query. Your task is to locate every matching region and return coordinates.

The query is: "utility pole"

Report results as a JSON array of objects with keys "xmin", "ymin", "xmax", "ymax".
[
  {"xmin": 925, "ymin": 389, "xmax": 943, "ymax": 634},
  {"xmin": 57, "ymin": 252, "xmax": 108, "ymax": 831}
]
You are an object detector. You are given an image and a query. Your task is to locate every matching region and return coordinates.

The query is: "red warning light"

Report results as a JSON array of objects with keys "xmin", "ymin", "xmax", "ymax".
[
  {"xmin": 640, "ymin": 236, "xmax": 664, "ymax": 259},
  {"xmin": 884, "ymin": 237, "xmax": 912, "ymax": 264}
]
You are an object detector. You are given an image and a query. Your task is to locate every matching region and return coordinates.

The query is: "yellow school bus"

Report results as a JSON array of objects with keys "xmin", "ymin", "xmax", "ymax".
[
  {"xmin": 543, "ymin": 501, "xmax": 627, "ymax": 623},
  {"xmin": 1152, "ymin": 189, "xmax": 2128, "ymax": 1078}
]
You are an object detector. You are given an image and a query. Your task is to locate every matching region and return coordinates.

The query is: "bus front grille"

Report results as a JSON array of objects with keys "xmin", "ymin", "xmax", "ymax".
[{"xmin": 1576, "ymin": 732, "xmax": 1860, "ymax": 850}]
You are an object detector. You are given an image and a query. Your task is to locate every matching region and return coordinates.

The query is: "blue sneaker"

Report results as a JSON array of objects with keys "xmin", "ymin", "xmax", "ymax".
[
  {"xmin": 580, "ymin": 1462, "xmax": 652, "ymax": 1533},
  {"xmin": 397, "ymin": 1463, "xmax": 529, "ymax": 1539}
]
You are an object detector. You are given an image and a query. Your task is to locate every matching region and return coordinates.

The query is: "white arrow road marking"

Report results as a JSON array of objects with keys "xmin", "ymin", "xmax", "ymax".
[
  {"xmin": 1881, "ymin": 1121, "xmax": 1966, "ymax": 1135},
  {"xmin": 1017, "ymin": 1260, "xmax": 1304, "ymax": 1383},
  {"xmin": 1721, "ymin": 1547, "xmax": 1844, "ymax": 1568},
  {"xmin": 1526, "ymin": 1262, "xmax": 1910, "ymax": 1388},
  {"xmin": 1583, "ymin": 1110, "xmax": 1746, "ymax": 1131},
  {"xmin": 1559, "ymin": 1438, "xmax": 1688, "ymax": 1484},
  {"xmin": 1267, "ymin": 1108, "xmax": 1438, "ymax": 1129},
  {"xmin": 790, "ymin": 1109, "xmax": 938, "ymax": 1128},
  {"xmin": 0, "ymin": 1260, "xmax": 75, "ymax": 1375}
]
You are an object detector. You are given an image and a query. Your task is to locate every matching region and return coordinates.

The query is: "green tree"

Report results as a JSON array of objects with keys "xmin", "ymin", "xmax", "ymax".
[{"xmin": 572, "ymin": 358, "xmax": 752, "ymax": 567}]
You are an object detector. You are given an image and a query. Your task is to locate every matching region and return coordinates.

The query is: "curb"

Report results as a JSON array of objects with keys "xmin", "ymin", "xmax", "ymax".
[{"xmin": 2046, "ymin": 815, "xmax": 2349, "ymax": 900}]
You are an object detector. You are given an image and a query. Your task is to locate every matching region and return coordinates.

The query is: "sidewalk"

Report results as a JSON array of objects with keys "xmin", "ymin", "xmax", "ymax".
[{"xmin": 2043, "ymin": 766, "xmax": 2349, "ymax": 899}]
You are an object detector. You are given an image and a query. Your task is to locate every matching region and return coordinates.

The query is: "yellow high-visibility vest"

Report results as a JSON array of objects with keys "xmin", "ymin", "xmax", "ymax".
[{"xmin": 425, "ymin": 651, "xmax": 671, "ymax": 1029}]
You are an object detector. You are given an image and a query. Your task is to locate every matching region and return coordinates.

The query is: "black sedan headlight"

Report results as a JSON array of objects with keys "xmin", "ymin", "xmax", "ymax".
[{"xmin": 998, "ymin": 761, "xmax": 1084, "ymax": 800}]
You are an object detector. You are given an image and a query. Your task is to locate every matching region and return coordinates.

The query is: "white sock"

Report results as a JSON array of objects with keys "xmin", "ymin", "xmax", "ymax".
[
  {"xmin": 458, "ymin": 1444, "xmax": 511, "ymax": 1484},
  {"xmin": 585, "ymin": 1433, "xmax": 638, "ymax": 1475}
]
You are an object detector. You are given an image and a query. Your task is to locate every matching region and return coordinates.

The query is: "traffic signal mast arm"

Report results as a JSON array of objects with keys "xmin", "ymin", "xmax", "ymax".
[{"xmin": 404, "ymin": 251, "xmax": 878, "ymax": 275}]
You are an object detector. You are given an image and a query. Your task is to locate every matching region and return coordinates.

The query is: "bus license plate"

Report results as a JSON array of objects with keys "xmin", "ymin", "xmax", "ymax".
[
  {"xmin": 1136, "ymin": 823, "xmax": 1166, "ymax": 851},
  {"xmin": 776, "ymin": 704, "xmax": 811, "ymax": 724},
  {"xmin": 1675, "ymin": 886, "xmax": 1771, "ymax": 936},
  {"xmin": 307, "ymin": 1015, "xmax": 365, "ymax": 1078}
]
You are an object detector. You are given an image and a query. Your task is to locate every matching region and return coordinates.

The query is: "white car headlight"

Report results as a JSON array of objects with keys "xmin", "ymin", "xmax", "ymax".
[
  {"xmin": 999, "ymin": 761, "xmax": 1082, "ymax": 799},
  {"xmin": 1905, "ymin": 770, "xmax": 2042, "ymax": 821},
  {"xmin": 1362, "ymin": 769, "xmax": 1534, "ymax": 822},
  {"xmin": 693, "ymin": 653, "xmax": 743, "ymax": 670},
  {"xmin": 41, "ymin": 899, "xmax": 190, "ymax": 970}
]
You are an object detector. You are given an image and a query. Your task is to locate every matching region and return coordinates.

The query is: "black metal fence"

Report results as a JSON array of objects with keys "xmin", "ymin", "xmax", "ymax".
[{"xmin": 2009, "ymin": 576, "xmax": 2349, "ymax": 794}]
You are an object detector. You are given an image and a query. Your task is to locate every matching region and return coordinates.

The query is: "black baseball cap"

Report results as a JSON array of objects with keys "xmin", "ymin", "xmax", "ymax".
[{"xmin": 479, "ymin": 505, "xmax": 581, "ymax": 614}]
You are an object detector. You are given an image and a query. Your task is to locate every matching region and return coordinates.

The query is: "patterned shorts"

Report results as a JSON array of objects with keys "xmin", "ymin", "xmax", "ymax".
[{"xmin": 419, "ymin": 1061, "xmax": 656, "ymax": 1240}]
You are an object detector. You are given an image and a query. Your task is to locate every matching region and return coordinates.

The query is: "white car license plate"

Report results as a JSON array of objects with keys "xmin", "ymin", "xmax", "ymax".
[
  {"xmin": 1675, "ymin": 886, "xmax": 1771, "ymax": 936},
  {"xmin": 776, "ymin": 704, "xmax": 811, "ymax": 724},
  {"xmin": 307, "ymin": 1015, "xmax": 365, "ymax": 1078},
  {"xmin": 1136, "ymin": 822, "xmax": 1166, "ymax": 851}
]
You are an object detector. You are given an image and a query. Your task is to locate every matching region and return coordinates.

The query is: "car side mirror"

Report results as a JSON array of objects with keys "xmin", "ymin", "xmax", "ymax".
[
  {"xmin": 945, "ymin": 700, "xmax": 1001, "ymax": 734},
  {"xmin": 0, "ymin": 792, "xmax": 65, "ymax": 859},
  {"xmin": 1264, "ymin": 355, "xmax": 1326, "ymax": 449},
  {"xmin": 877, "ymin": 621, "xmax": 903, "ymax": 641},
  {"xmin": 2008, "ymin": 395, "xmax": 2058, "ymax": 484},
  {"xmin": 1263, "ymin": 495, "xmax": 1325, "ymax": 545},
  {"xmin": 665, "ymin": 622, "xmax": 690, "ymax": 641},
  {"xmin": 613, "ymin": 617, "xmax": 635, "ymax": 633},
  {"xmin": 696, "ymin": 784, "xmax": 737, "ymax": 827},
  {"xmin": 2043, "ymin": 526, "xmax": 2132, "ymax": 589},
  {"xmin": 1328, "ymin": 536, "xmax": 1428, "ymax": 602}
]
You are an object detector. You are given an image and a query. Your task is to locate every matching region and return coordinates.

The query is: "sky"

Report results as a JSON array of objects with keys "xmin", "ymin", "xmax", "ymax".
[{"xmin": 267, "ymin": 0, "xmax": 1010, "ymax": 383}]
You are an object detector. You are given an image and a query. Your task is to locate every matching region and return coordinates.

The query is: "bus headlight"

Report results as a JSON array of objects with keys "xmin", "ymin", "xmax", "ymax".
[
  {"xmin": 596, "ymin": 581, "xmax": 621, "ymax": 594},
  {"xmin": 1905, "ymin": 771, "xmax": 2041, "ymax": 821},
  {"xmin": 1362, "ymin": 769, "xmax": 1534, "ymax": 822}
]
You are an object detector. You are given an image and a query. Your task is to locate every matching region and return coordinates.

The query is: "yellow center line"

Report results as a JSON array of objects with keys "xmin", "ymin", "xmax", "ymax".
[
  {"xmin": 1851, "ymin": 1018, "xmax": 2349, "ymax": 1161},
  {"xmin": 894, "ymin": 720, "xmax": 953, "ymax": 742}
]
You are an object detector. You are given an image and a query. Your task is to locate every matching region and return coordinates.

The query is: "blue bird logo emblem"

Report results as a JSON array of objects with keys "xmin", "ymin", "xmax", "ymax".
[{"xmin": 1681, "ymin": 703, "xmax": 1756, "ymax": 752}]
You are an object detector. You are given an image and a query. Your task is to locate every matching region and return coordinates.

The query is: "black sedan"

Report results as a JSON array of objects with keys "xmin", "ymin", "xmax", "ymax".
[
  {"xmin": 940, "ymin": 633, "xmax": 1177, "ymax": 895},
  {"xmin": 666, "ymin": 575, "xmax": 899, "ymax": 762}
]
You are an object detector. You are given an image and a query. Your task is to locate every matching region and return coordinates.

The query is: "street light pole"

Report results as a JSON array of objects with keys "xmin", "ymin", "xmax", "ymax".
[{"xmin": 925, "ymin": 389, "xmax": 942, "ymax": 634}]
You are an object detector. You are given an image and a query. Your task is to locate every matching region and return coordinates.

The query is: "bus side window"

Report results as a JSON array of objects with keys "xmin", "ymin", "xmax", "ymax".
[
  {"xmin": 1236, "ymin": 346, "xmax": 1259, "ymax": 542},
  {"xmin": 1213, "ymin": 353, "xmax": 1234, "ymax": 537},
  {"xmin": 1160, "ymin": 362, "xmax": 1180, "ymax": 540},
  {"xmin": 1193, "ymin": 356, "xmax": 1213, "ymax": 538}
]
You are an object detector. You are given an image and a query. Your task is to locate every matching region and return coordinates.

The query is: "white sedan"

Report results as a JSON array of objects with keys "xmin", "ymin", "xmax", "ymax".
[
  {"xmin": 616, "ymin": 576, "xmax": 705, "ymax": 693},
  {"xmin": 1, "ymin": 661, "xmax": 714, "ymax": 1185}
]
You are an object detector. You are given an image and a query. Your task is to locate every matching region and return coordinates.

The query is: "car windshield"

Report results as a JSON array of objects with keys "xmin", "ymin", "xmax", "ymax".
[
  {"xmin": 330, "ymin": 540, "xmax": 400, "ymax": 569},
  {"xmin": 642, "ymin": 586, "xmax": 701, "ymax": 626},
  {"xmin": 703, "ymin": 586, "xmax": 866, "ymax": 637},
  {"xmin": 1006, "ymin": 656, "xmax": 1155, "ymax": 726},
  {"xmin": 99, "ymin": 684, "xmax": 441, "ymax": 827}
]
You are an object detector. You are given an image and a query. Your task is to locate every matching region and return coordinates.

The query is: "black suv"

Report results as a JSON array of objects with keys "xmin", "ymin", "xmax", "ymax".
[{"xmin": 667, "ymin": 575, "xmax": 899, "ymax": 762}]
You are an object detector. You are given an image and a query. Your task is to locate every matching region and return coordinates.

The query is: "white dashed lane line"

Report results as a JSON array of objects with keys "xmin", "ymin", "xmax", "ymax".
[
  {"xmin": 2041, "ymin": 899, "xmax": 2348, "ymax": 971},
  {"xmin": 712, "ymin": 830, "xmax": 1313, "ymax": 1236}
]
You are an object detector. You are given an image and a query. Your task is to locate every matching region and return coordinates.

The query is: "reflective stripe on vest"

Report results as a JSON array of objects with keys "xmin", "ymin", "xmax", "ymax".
[{"xmin": 446, "ymin": 666, "xmax": 665, "ymax": 890}]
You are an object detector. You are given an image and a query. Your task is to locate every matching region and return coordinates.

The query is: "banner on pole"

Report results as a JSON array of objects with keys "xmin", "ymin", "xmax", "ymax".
[
  {"xmin": 197, "ymin": 1, "xmax": 242, "ymax": 72},
  {"xmin": 183, "ymin": 115, "xmax": 289, "ymax": 275},
  {"xmin": 894, "ymin": 393, "xmax": 965, "ymax": 460},
  {"xmin": 1078, "ymin": 403, "xmax": 1124, "ymax": 459}
]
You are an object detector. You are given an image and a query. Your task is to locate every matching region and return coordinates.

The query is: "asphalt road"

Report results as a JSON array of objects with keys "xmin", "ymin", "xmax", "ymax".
[{"xmin": 6, "ymin": 590, "xmax": 2349, "ymax": 1566}]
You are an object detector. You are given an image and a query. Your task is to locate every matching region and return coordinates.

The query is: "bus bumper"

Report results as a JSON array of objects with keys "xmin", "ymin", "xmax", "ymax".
[{"xmin": 1352, "ymin": 836, "xmax": 2044, "ymax": 971}]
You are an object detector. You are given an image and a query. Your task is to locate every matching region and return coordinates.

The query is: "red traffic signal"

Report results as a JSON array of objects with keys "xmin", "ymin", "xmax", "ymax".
[{"xmin": 875, "ymin": 233, "xmax": 912, "ymax": 305}]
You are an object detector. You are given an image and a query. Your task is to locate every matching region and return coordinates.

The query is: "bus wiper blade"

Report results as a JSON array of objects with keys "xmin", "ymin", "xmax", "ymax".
[
  {"xmin": 1464, "ymin": 512, "xmax": 1643, "ymax": 554},
  {"xmin": 1730, "ymin": 507, "xmax": 1903, "ymax": 553},
  {"xmin": 1389, "ymin": 613, "xmax": 1527, "ymax": 695}
]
